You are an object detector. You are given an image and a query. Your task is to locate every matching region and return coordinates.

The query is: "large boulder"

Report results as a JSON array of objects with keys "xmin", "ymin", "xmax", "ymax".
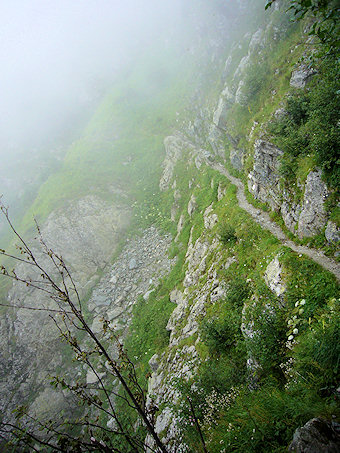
[
  {"xmin": 289, "ymin": 418, "xmax": 340, "ymax": 452},
  {"xmin": 264, "ymin": 255, "xmax": 286, "ymax": 298}
]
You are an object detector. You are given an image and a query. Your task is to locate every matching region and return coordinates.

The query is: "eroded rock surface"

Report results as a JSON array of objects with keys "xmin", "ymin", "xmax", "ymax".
[
  {"xmin": 264, "ymin": 255, "xmax": 286, "ymax": 298},
  {"xmin": 297, "ymin": 170, "xmax": 328, "ymax": 238},
  {"xmin": 0, "ymin": 194, "xmax": 132, "ymax": 425},
  {"xmin": 248, "ymin": 140, "xmax": 283, "ymax": 210},
  {"xmin": 325, "ymin": 221, "xmax": 340, "ymax": 244}
]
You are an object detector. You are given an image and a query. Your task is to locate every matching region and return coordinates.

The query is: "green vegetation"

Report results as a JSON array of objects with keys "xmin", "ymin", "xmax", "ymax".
[
  {"xmin": 217, "ymin": 222, "xmax": 237, "ymax": 246},
  {"xmin": 17, "ymin": 47, "xmax": 202, "ymax": 237},
  {"xmin": 266, "ymin": 0, "xmax": 340, "ymax": 54},
  {"xmin": 156, "ymin": 124, "xmax": 339, "ymax": 451},
  {"xmin": 268, "ymin": 54, "xmax": 340, "ymax": 188}
]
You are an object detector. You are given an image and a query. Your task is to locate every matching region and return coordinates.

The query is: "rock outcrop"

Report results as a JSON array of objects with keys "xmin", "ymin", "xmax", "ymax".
[
  {"xmin": 0, "ymin": 194, "xmax": 132, "ymax": 423},
  {"xmin": 42, "ymin": 195, "xmax": 131, "ymax": 285},
  {"xmin": 325, "ymin": 221, "xmax": 340, "ymax": 244},
  {"xmin": 248, "ymin": 140, "xmax": 283, "ymax": 210},
  {"xmin": 297, "ymin": 170, "xmax": 328, "ymax": 238},
  {"xmin": 290, "ymin": 64, "xmax": 317, "ymax": 89},
  {"xmin": 0, "ymin": 199, "xmax": 173, "ymax": 428},
  {"xmin": 289, "ymin": 418, "xmax": 340, "ymax": 452},
  {"xmin": 230, "ymin": 147, "xmax": 245, "ymax": 171},
  {"xmin": 264, "ymin": 255, "xmax": 286, "ymax": 298}
]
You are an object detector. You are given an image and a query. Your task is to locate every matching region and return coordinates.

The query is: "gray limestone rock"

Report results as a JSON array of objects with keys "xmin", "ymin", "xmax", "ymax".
[
  {"xmin": 129, "ymin": 258, "xmax": 138, "ymax": 270},
  {"xmin": 217, "ymin": 183, "xmax": 227, "ymax": 201},
  {"xmin": 213, "ymin": 98, "xmax": 229, "ymax": 129},
  {"xmin": 325, "ymin": 221, "xmax": 340, "ymax": 244},
  {"xmin": 148, "ymin": 354, "xmax": 160, "ymax": 372},
  {"xmin": 42, "ymin": 195, "xmax": 131, "ymax": 284},
  {"xmin": 170, "ymin": 203, "xmax": 178, "ymax": 222},
  {"xmin": 204, "ymin": 204, "xmax": 218, "ymax": 229},
  {"xmin": 289, "ymin": 418, "xmax": 340, "ymax": 452},
  {"xmin": 212, "ymin": 86, "xmax": 235, "ymax": 130},
  {"xmin": 187, "ymin": 194, "xmax": 197, "ymax": 216},
  {"xmin": 210, "ymin": 285, "xmax": 225, "ymax": 302},
  {"xmin": 248, "ymin": 29, "xmax": 264, "ymax": 54},
  {"xmin": 298, "ymin": 170, "xmax": 328, "ymax": 238},
  {"xmin": 208, "ymin": 124, "xmax": 225, "ymax": 157},
  {"xmin": 274, "ymin": 107, "xmax": 288, "ymax": 120},
  {"xmin": 29, "ymin": 387, "xmax": 69, "ymax": 420},
  {"xmin": 0, "ymin": 194, "xmax": 131, "ymax": 425},
  {"xmin": 290, "ymin": 65, "xmax": 317, "ymax": 89},
  {"xmin": 248, "ymin": 140, "xmax": 283, "ymax": 210},
  {"xmin": 195, "ymin": 155, "xmax": 203, "ymax": 169},
  {"xmin": 169, "ymin": 289, "xmax": 184, "ymax": 305},
  {"xmin": 174, "ymin": 189, "xmax": 181, "ymax": 202},
  {"xmin": 264, "ymin": 256, "xmax": 286, "ymax": 297},
  {"xmin": 143, "ymin": 289, "xmax": 155, "ymax": 301},
  {"xmin": 107, "ymin": 305, "xmax": 125, "ymax": 321},
  {"xmin": 221, "ymin": 85, "xmax": 235, "ymax": 103},
  {"xmin": 86, "ymin": 369, "xmax": 106, "ymax": 385},
  {"xmin": 160, "ymin": 136, "xmax": 195, "ymax": 191},
  {"xmin": 281, "ymin": 200, "xmax": 301, "ymax": 234},
  {"xmin": 234, "ymin": 55, "xmax": 250, "ymax": 80},
  {"xmin": 175, "ymin": 214, "xmax": 185, "ymax": 241},
  {"xmin": 235, "ymin": 79, "xmax": 247, "ymax": 105},
  {"xmin": 166, "ymin": 299, "xmax": 187, "ymax": 333}
]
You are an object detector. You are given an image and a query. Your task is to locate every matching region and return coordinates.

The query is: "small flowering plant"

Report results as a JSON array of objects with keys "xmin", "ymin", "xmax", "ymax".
[{"xmin": 286, "ymin": 299, "xmax": 306, "ymax": 341}]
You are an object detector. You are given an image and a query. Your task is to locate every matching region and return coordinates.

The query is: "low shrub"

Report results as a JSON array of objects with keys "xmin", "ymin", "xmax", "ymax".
[
  {"xmin": 201, "ymin": 310, "xmax": 240, "ymax": 353},
  {"xmin": 218, "ymin": 221, "xmax": 237, "ymax": 246}
]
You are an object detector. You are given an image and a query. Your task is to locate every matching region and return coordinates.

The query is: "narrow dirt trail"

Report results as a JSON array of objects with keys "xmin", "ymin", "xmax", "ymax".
[{"xmin": 209, "ymin": 161, "xmax": 340, "ymax": 283}]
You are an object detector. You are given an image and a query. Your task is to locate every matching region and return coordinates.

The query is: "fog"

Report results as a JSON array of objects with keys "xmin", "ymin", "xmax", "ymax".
[
  {"xmin": 0, "ymin": 0, "xmax": 191, "ymax": 153},
  {"xmin": 1, "ymin": 0, "xmax": 248, "ymax": 156},
  {"xmin": 0, "ymin": 0, "xmax": 247, "ymax": 238}
]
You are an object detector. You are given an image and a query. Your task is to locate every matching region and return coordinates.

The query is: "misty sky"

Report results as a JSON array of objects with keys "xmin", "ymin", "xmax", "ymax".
[{"xmin": 0, "ymin": 0, "xmax": 187, "ymax": 152}]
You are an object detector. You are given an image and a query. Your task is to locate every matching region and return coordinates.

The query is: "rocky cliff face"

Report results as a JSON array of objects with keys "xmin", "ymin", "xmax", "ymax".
[
  {"xmin": 140, "ymin": 4, "xmax": 339, "ymax": 450},
  {"xmin": 208, "ymin": 13, "xmax": 337, "ymax": 248},
  {"xmin": 0, "ymin": 194, "xmax": 132, "ymax": 422},
  {"xmin": 248, "ymin": 143, "xmax": 330, "ymax": 238}
]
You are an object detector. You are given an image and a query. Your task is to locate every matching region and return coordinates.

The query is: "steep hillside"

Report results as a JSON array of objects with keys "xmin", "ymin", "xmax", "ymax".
[
  {"xmin": 0, "ymin": 0, "xmax": 339, "ymax": 452},
  {"xmin": 125, "ymin": 2, "xmax": 340, "ymax": 452}
]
